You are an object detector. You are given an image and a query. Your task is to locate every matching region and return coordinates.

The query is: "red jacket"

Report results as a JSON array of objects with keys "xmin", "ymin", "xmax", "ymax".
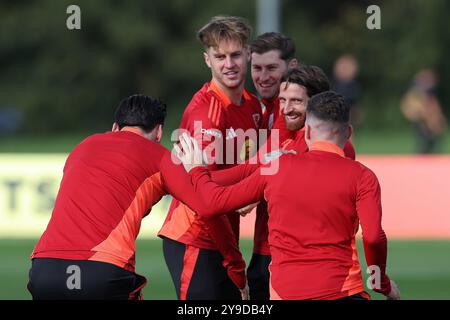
[
  {"xmin": 32, "ymin": 129, "xmax": 168, "ymax": 272},
  {"xmin": 158, "ymin": 80, "xmax": 262, "ymax": 289},
  {"xmin": 211, "ymin": 128, "xmax": 356, "ymax": 255},
  {"xmin": 189, "ymin": 141, "xmax": 390, "ymax": 299}
]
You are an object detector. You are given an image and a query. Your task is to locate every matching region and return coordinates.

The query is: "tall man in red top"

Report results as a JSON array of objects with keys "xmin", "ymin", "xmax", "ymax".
[
  {"xmin": 175, "ymin": 91, "xmax": 400, "ymax": 300},
  {"xmin": 158, "ymin": 16, "xmax": 262, "ymax": 300},
  {"xmin": 28, "ymin": 95, "xmax": 169, "ymax": 300}
]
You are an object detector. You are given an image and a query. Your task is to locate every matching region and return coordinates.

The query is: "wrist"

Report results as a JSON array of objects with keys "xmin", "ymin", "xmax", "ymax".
[{"xmin": 188, "ymin": 165, "xmax": 205, "ymax": 175}]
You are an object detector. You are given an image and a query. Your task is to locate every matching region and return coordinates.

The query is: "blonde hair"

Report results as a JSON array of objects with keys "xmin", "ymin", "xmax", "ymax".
[{"xmin": 197, "ymin": 16, "xmax": 251, "ymax": 49}]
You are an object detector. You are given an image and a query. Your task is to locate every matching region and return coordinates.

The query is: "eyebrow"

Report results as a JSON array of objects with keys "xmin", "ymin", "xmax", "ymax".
[
  {"xmin": 213, "ymin": 50, "xmax": 242, "ymax": 57},
  {"xmin": 252, "ymin": 63, "xmax": 279, "ymax": 68}
]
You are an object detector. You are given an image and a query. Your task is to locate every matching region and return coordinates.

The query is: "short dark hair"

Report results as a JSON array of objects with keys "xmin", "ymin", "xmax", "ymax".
[
  {"xmin": 115, "ymin": 94, "xmax": 167, "ymax": 132},
  {"xmin": 250, "ymin": 32, "xmax": 296, "ymax": 61},
  {"xmin": 281, "ymin": 65, "xmax": 330, "ymax": 98},
  {"xmin": 306, "ymin": 91, "xmax": 349, "ymax": 123}
]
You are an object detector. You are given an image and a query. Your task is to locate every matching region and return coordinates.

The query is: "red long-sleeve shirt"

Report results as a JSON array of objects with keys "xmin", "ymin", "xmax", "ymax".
[
  {"xmin": 159, "ymin": 152, "xmax": 247, "ymax": 289},
  {"xmin": 211, "ymin": 128, "xmax": 356, "ymax": 255},
  {"xmin": 189, "ymin": 141, "xmax": 391, "ymax": 299},
  {"xmin": 158, "ymin": 80, "xmax": 262, "ymax": 289},
  {"xmin": 31, "ymin": 127, "xmax": 247, "ymax": 287},
  {"xmin": 32, "ymin": 129, "xmax": 169, "ymax": 272}
]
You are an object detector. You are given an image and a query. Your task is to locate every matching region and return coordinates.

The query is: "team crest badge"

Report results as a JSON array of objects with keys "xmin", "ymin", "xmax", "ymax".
[{"xmin": 252, "ymin": 113, "xmax": 261, "ymax": 128}]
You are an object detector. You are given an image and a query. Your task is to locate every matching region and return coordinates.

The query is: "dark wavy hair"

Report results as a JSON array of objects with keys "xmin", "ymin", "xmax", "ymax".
[{"xmin": 115, "ymin": 94, "xmax": 167, "ymax": 133}]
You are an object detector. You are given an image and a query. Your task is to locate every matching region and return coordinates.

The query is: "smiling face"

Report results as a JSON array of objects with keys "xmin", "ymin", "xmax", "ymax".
[
  {"xmin": 251, "ymin": 50, "xmax": 289, "ymax": 100},
  {"xmin": 279, "ymin": 82, "xmax": 309, "ymax": 131},
  {"xmin": 204, "ymin": 39, "xmax": 249, "ymax": 91}
]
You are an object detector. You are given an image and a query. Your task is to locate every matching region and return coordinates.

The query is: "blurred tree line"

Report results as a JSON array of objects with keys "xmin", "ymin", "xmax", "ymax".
[{"xmin": 0, "ymin": 0, "xmax": 449, "ymax": 135}]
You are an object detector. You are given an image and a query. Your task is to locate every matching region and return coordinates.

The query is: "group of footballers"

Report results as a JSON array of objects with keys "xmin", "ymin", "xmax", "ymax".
[{"xmin": 27, "ymin": 15, "xmax": 400, "ymax": 300}]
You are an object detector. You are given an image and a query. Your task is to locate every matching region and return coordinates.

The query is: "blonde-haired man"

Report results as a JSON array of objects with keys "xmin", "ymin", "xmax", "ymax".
[{"xmin": 158, "ymin": 16, "xmax": 262, "ymax": 300}]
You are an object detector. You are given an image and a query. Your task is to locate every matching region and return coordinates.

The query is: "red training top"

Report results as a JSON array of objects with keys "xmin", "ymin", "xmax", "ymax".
[
  {"xmin": 158, "ymin": 80, "xmax": 262, "ymax": 289},
  {"xmin": 32, "ymin": 128, "xmax": 167, "ymax": 273},
  {"xmin": 210, "ymin": 128, "xmax": 356, "ymax": 255},
  {"xmin": 189, "ymin": 141, "xmax": 390, "ymax": 299}
]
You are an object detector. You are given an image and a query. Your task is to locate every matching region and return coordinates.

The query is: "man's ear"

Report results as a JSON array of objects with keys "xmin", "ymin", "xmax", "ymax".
[
  {"xmin": 306, "ymin": 124, "xmax": 312, "ymax": 140},
  {"xmin": 112, "ymin": 122, "xmax": 120, "ymax": 132},
  {"xmin": 155, "ymin": 125, "xmax": 163, "ymax": 143},
  {"xmin": 203, "ymin": 51, "xmax": 211, "ymax": 68},
  {"xmin": 245, "ymin": 45, "xmax": 251, "ymax": 62},
  {"xmin": 288, "ymin": 58, "xmax": 298, "ymax": 69},
  {"xmin": 304, "ymin": 123, "xmax": 312, "ymax": 145},
  {"xmin": 143, "ymin": 125, "xmax": 163, "ymax": 143},
  {"xmin": 347, "ymin": 125, "xmax": 353, "ymax": 140}
]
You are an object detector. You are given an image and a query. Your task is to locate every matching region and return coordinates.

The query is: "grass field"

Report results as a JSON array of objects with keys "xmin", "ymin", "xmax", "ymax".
[{"xmin": 1, "ymin": 238, "xmax": 449, "ymax": 300}]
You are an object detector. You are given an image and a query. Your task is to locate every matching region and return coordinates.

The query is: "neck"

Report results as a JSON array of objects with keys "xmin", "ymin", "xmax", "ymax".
[
  {"xmin": 214, "ymin": 79, "xmax": 245, "ymax": 106},
  {"xmin": 306, "ymin": 119, "xmax": 348, "ymax": 149},
  {"xmin": 262, "ymin": 96, "xmax": 278, "ymax": 105},
  {"xmin": 121, "ymin": 126, "xmax": 144, "ymax": 136},
  {"xmin": 121, "ymin": 126, "xmax": 159, "ymax": 142},
  {"xmin": 308, "ymin": 140, "xmax": 345, "ymax": 157},
  {"xmin": 309, "ymin": 136, "xmax": 345, "ymax": 149}
]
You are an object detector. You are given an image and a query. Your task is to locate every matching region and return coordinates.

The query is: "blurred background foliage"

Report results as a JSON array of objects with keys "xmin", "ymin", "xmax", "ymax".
[{"xmin": 0, "ymin": 0, "xmax": 449, "ymax": 147}]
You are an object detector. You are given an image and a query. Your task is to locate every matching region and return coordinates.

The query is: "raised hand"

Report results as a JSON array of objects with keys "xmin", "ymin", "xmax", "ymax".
[{"xmin": 173, "ymin": 133, "xmax": 205, "ymax": 173}]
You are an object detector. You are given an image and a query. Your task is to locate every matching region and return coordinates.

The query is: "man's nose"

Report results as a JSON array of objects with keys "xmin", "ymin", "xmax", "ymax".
[
  {"xmin": 224, "ymin": 56, "xmax": 236, "ymax": 68},
  {"xmin": 260, "ymin": 70, "xmax": 270, "ymax": 82},
  {"xmin": 283, "ymin": 101, "xmax": 293, "ymax": 114}
]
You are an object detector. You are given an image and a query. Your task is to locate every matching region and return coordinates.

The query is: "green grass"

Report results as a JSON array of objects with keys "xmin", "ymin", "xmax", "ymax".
[{"xmin": 1, "ymin": 239, "xmax": 449, "ymax": 300}]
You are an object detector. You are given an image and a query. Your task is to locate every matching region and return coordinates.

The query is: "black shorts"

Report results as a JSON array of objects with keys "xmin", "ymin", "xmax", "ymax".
[
  {"xmin": 247, "ymin": 253, "xmax": 271, "ymax": 300},
  {"xmin": 337, "ymin": 292, "xmax": 370, "ymax": 300},
  {"xmin": 162, "ymin": 237, "xmax": 241, "ymax": 300},
  {"xmin": 28, "ymin": 258, "xmax": 146, "ymax": 300}
]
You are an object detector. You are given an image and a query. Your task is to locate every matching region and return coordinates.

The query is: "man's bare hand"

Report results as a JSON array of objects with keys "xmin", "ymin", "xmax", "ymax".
[
  {"xmin": 386, "ymin": 280, "xmax": 400, "ymax": 300},
  {"xmin": 173, "ymin": 133, "xmax": 205, "ymax": 173},
  {"xmin": 236, "ymin": 202, "xmax": 259, "ymax": 217},
  {"xmin": 240, "ymin": 283, "xmax": 250, "ymax": 300}
]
